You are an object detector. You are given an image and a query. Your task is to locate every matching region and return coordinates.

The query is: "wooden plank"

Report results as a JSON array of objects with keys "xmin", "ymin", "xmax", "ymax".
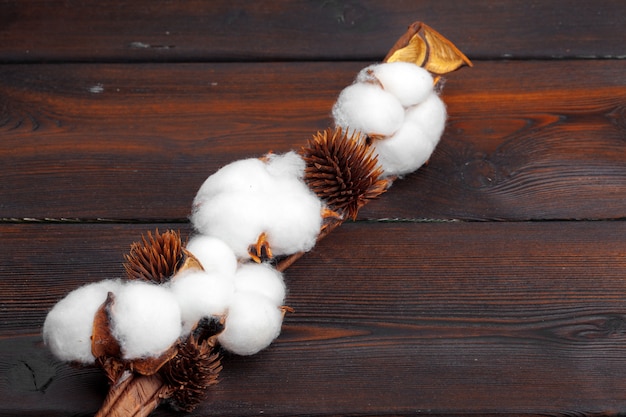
[
  {"xmin": 1, "ymin": 221, "xmax": 626, "ymax": 415},
  {"xmin": 0, "ymin": 0, "xmax": 624, "ymax": 62},
  {"xmin": 1, "ymin": 61, "xmax": 624, "ymax": 221},
  {"xmin": 364, "ymin": 59, "xmax": 626, "ymax": 221}
]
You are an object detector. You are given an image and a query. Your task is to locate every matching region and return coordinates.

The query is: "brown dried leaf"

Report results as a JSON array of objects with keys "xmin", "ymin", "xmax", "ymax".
[{"xmin": 384, "ymin": 21, "xmax": 472, "ymax": 74}]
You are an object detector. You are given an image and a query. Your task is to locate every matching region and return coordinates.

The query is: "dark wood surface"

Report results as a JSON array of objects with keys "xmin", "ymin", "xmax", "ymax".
[{"xmin": 1, "ymin": 1, "xmax": 625, "ymax": 416}]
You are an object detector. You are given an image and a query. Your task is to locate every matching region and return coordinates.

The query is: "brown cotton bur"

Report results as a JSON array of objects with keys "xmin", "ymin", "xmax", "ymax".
[{"xmin": 92, "ymin": 292, "xmax": 122, "ymax": 360}]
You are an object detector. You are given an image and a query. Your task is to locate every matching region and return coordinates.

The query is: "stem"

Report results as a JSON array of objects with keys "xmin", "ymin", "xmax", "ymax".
[{"xmin": 95, "ymin": 372, "xmax": 171, "ymax": 417}]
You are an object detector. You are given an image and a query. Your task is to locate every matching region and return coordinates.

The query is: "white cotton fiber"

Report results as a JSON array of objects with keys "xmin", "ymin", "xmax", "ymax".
[
  {"xmin": 218, "ymin": 292, "xmax": 284, "ymax": 355},
  {"xmin": 263, "ymin": 188, "xmax": 322, "ymax": 255},
  {"xmin": 193, "ymin": 152, "xmax": 304, "ymax": 208},
  {"xmin": 186, "ymin": 235, "xmax": 237, "ymax": 276},
  {"xmin": 192, "ymin": 158, "xmax": 272, "ymax": 206},
  {"xmin": 43, "ymin": 279, "xmax": 122, "ymax": 364},
  {"xmin": 109, "ymin": 280, "xmax": 182, "ymax": 359},
  {"xmin": 264, "ymin": 151, "xmax": 306, "ymax": 179},
  {"xmin": 332, "ymin": 82, "xmax": 404, "ymax": 137},
  {"xmin": 192, "ymin": 191, "xmax": 267, "ymax": 258},
  {"xmin": 191, "ymin": 152, "xmax": 323, "ymax": 260},
  {"xmin": 233, "ymin": 263, "xmax": 285, "ymax": 306},
  {"xmin": 194, "ymin": 189, "xmax": 322, "ymax": 259},
  {"xmin": 368, "ymin": 62, "xmax": 434, "ymax": 108},
  {"xmin": 371, "ymin": 121, "xmax": 435, "ymax": 177},
  {"xmin": 169, "ymin": 269, "xmax": 235, "ymax": 334},
  {"xmin": 405, "ymin": 93, "xmax": 447, "ymax": 146},
  {"xmin": 355, "ymin": 64, "xmax": 378, "ymax": 84}
]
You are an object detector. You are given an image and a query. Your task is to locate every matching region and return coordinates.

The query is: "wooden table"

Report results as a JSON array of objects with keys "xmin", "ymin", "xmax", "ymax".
[{"xmin": 1, "ymin": 1, "xmax": 625, "ymax": 416}]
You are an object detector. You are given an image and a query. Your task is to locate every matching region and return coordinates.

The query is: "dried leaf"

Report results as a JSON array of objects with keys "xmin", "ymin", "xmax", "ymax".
[{"xmin": 384, "ymin": 22, "xmax": 472, "ymax": 74}]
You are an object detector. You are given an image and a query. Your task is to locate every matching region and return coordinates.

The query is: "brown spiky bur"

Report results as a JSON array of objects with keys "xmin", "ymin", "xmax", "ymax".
[
  {"xmin": 123, "ymin": 229, "xmax": 201, "ymax": 284},
  {"xmin": 160, "ymin": 318, "xmax": 224, "ymax": 412},
  {"xmin": 300, "ymin": 127, "xmax": 390, "ymax": 220},
  {"xmin": 123, "ymin": 229, "xmax": 182, "ymax": 283}
]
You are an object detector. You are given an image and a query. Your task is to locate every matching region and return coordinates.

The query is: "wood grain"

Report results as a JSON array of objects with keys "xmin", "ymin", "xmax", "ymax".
[
  {"xmin": 2, "ymin": 221, "xmax": 626, "ymax": 416},
  {"xmin": 1, "ymin": 61, "xmax": 624, "ymax": 221},
  {"xmin": 0, "ymin": 0, "xmax": 624, "ymax": 62},
  {"xmin": 1, "ymin": 1, "xmax": 625, "ymax": 416}
]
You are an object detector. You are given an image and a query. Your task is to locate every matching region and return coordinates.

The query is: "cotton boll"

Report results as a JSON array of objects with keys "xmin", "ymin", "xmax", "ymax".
[
  {"xmin": 110, "ymin": 281, "xmax": 182, "ymax": 360},
  {"xmin": 405, "ymin": 93, "xmax": 447, "ymax": 146},
  {"xmin": 370, "ymin": 62, "xmax": 434, "ymax": 108},
  {"xmin": 197, "ymin": 188, "xmax": 322, "ymax": 259},
  {"xmin": 186, "ymin": 235, "xmax": 237, "ymax": 276},
  {"xmin": 43, "ymin": 279, "xmax": 122, "ymax": 364},
  {"xmin": 332, "ymin": 82, "xmax": 404, "ymax": 137},
  {"xmin": 371, "ymin": 121, "xmax": 435, "ymax": 177},
  {"xmin": 170, "ymin": 270, "xmax": 235, "ymax": 334},
  {"xmin": 233, "ymin": 263, "xmax": 285, "ymax": 306},
  {"xmin": 191, "ymin": 151, "xmax": 324, "ymax": 260},
  {"xmin": 218, "ymin": 292, "xmax": 284, "ymax": 355},
  {"xmin": 192, "ymin": 173, "xmax": 323, "ymax": 260}
]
